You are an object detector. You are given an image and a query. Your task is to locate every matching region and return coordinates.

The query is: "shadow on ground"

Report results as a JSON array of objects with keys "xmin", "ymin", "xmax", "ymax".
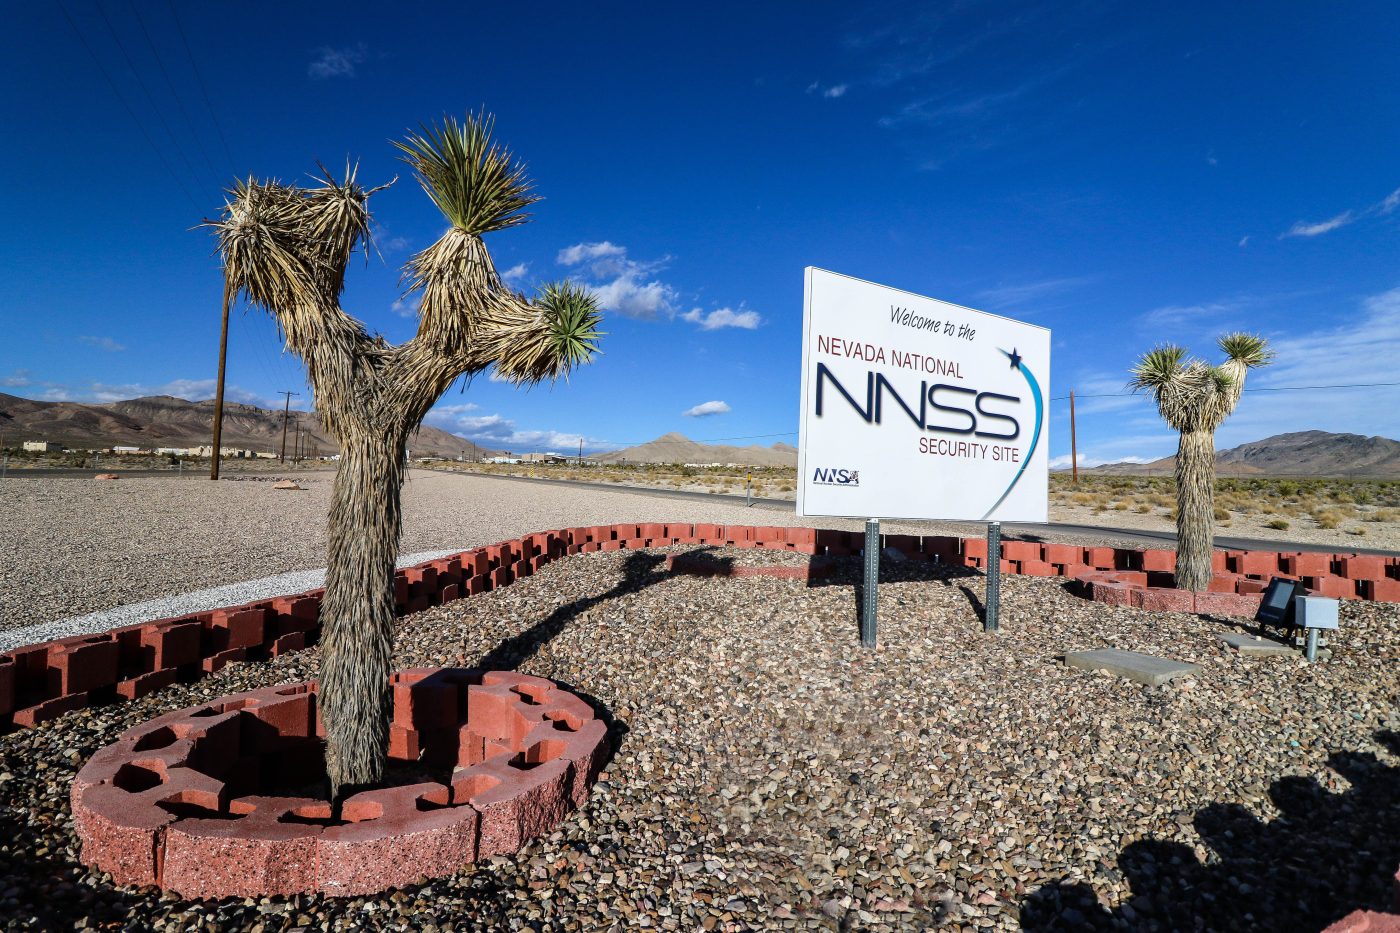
[{"xmin": 1021, "ymin": 730, "xmax": 1400, "ymax": 932}]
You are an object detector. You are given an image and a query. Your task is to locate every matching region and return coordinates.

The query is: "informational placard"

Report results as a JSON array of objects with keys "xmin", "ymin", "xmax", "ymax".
[{"xmin": 797, "ymin": 267, "xmax": 1050, "ymax": 522}]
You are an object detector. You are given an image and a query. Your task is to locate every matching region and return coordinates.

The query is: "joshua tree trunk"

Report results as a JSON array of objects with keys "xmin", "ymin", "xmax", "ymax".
[
  {"xmin": 318, "ymin": 430, "xmax": 408, "ymax": 791},
  {"xmin": 1175, "ymin": 428, "xmax": 1216, "ymax": 592}
]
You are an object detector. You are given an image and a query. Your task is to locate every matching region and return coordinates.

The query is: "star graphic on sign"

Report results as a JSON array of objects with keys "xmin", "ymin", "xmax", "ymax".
[{"xmin": 1008, "ymin": 348, "xmax": 1022, "ymax": 370}]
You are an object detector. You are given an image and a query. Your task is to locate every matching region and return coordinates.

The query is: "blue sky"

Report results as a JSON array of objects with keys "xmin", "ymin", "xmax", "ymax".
[{"xmin": 1, "ymin": 1, "xmax": 1397, "ymax": 463}]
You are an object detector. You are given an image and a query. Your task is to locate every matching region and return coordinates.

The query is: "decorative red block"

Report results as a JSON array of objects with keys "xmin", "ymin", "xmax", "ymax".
[
  {"xmin": 1141, "ymin": 550, "xmax": 1176, "ymax": 573},
  {"xmin": 1041, "ymin": 544, "xmax": 1083, "ymax": 566},
  {"xmin": 11, "ymin": 692, "xmax": 88, "ymax": 727},
  {"xmin": 202, "ymin": 647, "xmax": 246, "ymax": 674},
  {"xmin": 1137, "ymin": 588, "xmax": 1194, "ymax": 613},
  {"xmin": 1002, "ymin": 541, "xmax": 1041, "ymax": 562},
  {"xmin": 270, "ymin": 632, "xmax": 307, "ymax": 656},
  {"xmin": 1193, "ymin": 591, "xmax": 1260, "ymax": 616},
  {"xmin": 1361, "ymin": 578, "xmax": 1400, "ymax": 602},
  {"xmin": 1019, "ymin": 560, "xmax": 1056, "ymax": 577},
  {"xmin": 0, "ymin": 656, "xmax": 13, "ymax": 717},
  {"xmin": 1084, "ymin": 547, "xmax": 1116, "ymax": 570},
  {"xmin": 1306, "ymin": 575, "xmax": 1357, "ymax": 600},
  {"xmin": 115, "ymin": 668, "xmax": 179, "ymax": 700},
  {"xmin": 963, "ymin": 538, "xmax": 988, "ymax": 560},
  {"xmin": 1231, "ymin": 551, "xmax": 1279, "ymax": 576},
  {"xmin": 1282, "ymin": 553, "xmax": 1331, "ymax": 577},
  {"xmin": 1339, "ymin": 555, "xmax": 1386, "ymax": 581},
  {"xmin": 207, "ymin": 607, "xmax": 266, "ymax": 653},
  {"xmin": 1321, "ymin": 911, "xmax": 1400, "ymax": 933}
]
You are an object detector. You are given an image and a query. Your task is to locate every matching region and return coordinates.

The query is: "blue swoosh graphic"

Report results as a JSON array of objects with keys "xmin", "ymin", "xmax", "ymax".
[{"xmin": 980, "ymin": 349, "xmax": 1043, "ymax": 520}]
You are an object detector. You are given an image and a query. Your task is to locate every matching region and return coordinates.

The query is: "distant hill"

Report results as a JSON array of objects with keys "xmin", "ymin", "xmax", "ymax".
[
  {"xmin": 1088, "ymin": 430, "xmax": 1400, "ymax": 477},
  {"xmin": 599, "ymin": 432, "xmax": 798, "ymax": 467},
  {"xmin": 0, "ymin": 393, "xmax": 501, "ymax": 459}
]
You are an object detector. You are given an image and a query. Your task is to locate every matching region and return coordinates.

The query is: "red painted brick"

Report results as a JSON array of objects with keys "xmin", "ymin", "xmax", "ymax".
[
  {"xmin": 1138, "ymin": 587, "xmax": 1195, "ymax": 613},
  {"xmin": 270, "ymin": 632, "xmax": 307, "ymax": 656},
  {"xmin": 115, "ymin": 668, "xmax": 179, "ymax": 700},
  {"xmin": 963, "ymin": 538, "xmax": 988, "ymax": 560},
  {"xmin": 1306, "ymin": 575, "xmax": 1357, "ymax": 599},
  {"xmin": 1002, "ymin": 540, "xmax": 1041, "ymax": 562},
  {"xmin": 783, "ymin": 527, "xmax": 817, "ymax": 551},
  {"xmin": 1194, "ymin": 591, "xmax": 1263, "ymax": 617},
  {"xmin": 1321, "ymin": 911, "xmax": 1400, "ymax": 933},
  {"xmin": 693, "ymin": 523, "xmax": 722, "ymax": 543},
  {"xmin": 1113, "ymin": 548, "xmax": 1141, "ymax": 570},
  {"xmin": 1281, "ymin": 553, "xmax": 1332, "ymax": 577},
  {"xmin": 1361, "ymin": 578, "xmax": 1400, "ymax": 602},
  {"xmin": 0, "ymin": 656, "xmax": 13, "ymax": 717},
  {"xmin": 1042, "ymin": 544, "xmax": 1084, "ymax": 566},
  {"xmin": 1339, "ymin": 555, "xmax": 1386, "ymax": 581},
  {"xmin": 11, "ymin": 692, "xmax": 88, "ymax": 727},
  {"xmin": 439, "ymin": 583, "xmax": 461, "ymax": 604},
  {"xmin": 1079, "ymin": 547, "xmax": 1112, "ymax": 570},
  {"xmin": 1141, "ymin": 549, "xmax": 1176, "ymax": 572},
  {"xmin": 207, "ymin": 607, "xmax": 266, "ymax": 653},
  {"xmin": 202, "ymin": 647, "xmax": 246, "ymax": 674},
  {"xmin": 1018, "ymin": 560, "xmax": 1056, "ymax": 577}
]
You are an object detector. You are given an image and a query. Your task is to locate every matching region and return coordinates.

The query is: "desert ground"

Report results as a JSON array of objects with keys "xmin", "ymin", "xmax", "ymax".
[
  {"xmin": 0, "ymin": 469, "xmax": 1221, "ymax": 636},
  {"xmin": 1, "ymin": 544, "xmax": 1397, "ymax": 931}
]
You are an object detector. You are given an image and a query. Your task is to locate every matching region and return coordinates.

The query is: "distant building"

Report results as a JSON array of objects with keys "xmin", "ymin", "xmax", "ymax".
[
  {"xmin": 22, "ymin": 441, "xmax": 62, "ymax": 453},
  {"xmin": 520, "ymin": 453, "xmax": 567, "ymax": 463},
  {"xmin": 191, "ymin": 445, "xmax": 254, "ymax": 458},
  {"xmin": 155, "ymin": 447, "xmax": 196, "ymax": 456},
  {"xmin": 112, "ymin": 445, "xmax": 143, "ymax": 455},
  {"xmin": 486, "ymin": 456, "xmax": 522, "ymax": 464}
]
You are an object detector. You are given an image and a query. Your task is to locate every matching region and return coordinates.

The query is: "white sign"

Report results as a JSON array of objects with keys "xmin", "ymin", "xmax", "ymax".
[{"xmin": 797, "ymin": 268, "xmax": 1050, "ymax": 522}]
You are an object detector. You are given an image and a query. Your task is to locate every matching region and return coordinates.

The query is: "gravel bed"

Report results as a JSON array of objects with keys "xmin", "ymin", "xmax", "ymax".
[
  {"xmin": 0, "ymin": 470, "xmax": 1162, "ymax": 635},
  {"xmin": 2, "ymin": 547, "xmax": 1397, "ymax": 931},
  {"xmin": 0, "ymin": 548, "xmax": 463, "ymax": 654}
]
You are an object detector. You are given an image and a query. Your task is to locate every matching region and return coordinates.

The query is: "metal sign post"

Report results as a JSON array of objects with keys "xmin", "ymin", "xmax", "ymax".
[
  {"xmin": 985, "ymin": 521, "xmax": 1001, "ymax": 632},
  {"xmin": 861, "ymin": 517, "xmax": 880, "ymax": 647}
]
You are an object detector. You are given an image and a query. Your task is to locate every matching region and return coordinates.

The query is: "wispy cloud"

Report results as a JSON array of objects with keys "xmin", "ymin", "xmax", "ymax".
[
  {"xmin": 1, "ymin": 370, "xmax": 32, "ymax": 388},
  {"xmin": 1282, "ymin": 211, "xmax": 1354, "ymax": 238},
  {"xmin": 24, "ymin": 378, "xmax": 293, "ymax": 409},
  {"xmin": 683, "ymin": 400, "xmax": 731, "ymax": 417},
  {"xmin": 425, "ymin": 406, "xmax": 606, "ymax": 453},
  {"xmin": 308, "ymin": 43, "xmax": 367, "ymax": 80},
  {"xmin": 806, "ymin": 81, "xmax": 848, "ymax": 98},
  {"xmin": 1139, "ymin": 296, "xmax": 1258, "ymax": 330},
  {"xmin": 557, "ymin": 241, "xmax": 678, "ymax": 320},
  {"xmin": 78, "ymin": 336, "xmax": 125, "ymax": 352},
  {"xmin": 1281, "ymin": 185, "xmax": 1400, "ymax": 238},
  {"xmin": 500, "ymin": 262, "xmax": 530, "ymax": 284},
  {"xmin": 975, "ymin": 275, "xmax": 1095, "ymax": 310},
  {"xmin": 390, "ymin": 298, "xmax": 418, "ymax": 318},
  {"xmin": 681, "ymin": 306, "xmax": 761, "ymax": 330}
]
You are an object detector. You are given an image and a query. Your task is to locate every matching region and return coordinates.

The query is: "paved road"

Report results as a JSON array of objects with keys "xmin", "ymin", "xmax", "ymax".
[{"xmin": 430, "ymin": 468, "xmax": 1400, "ymax": 557}]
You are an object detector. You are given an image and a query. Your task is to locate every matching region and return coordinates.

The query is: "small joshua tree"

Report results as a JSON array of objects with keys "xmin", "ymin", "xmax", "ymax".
[
  {"xmin": 1129, "ymin": 333, "xmax": 1273, "ymax": 591},
  {"xmin": 210, "ymin": 113, "xmax": 601, "ymax": 794}
]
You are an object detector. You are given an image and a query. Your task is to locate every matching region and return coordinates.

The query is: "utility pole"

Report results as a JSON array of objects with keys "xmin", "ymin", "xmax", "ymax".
[
  {"xmin": 577, "ymin": 438, "xmax": 583, "ymax": 466},
  {"xmin": 278, "ymin": 391, "xmax": 299, "ymax": 463},
  {"xmin": 210, "ymin": 283, "xmax": 233, "ymax": 480},
  {"xmin": 1069, "ymin": 389, "xmax": 1079, "ymax": 486}
]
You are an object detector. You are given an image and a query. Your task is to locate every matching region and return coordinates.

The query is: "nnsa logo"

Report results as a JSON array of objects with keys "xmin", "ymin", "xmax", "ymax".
[{"xmin": 812, "ymin": 467, "xmax": 859, "ymax": 487}]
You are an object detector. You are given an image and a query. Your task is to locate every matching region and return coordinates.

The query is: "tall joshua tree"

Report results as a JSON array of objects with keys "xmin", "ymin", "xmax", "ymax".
[
  {"xmin": 209, "ymin": 113, "xmax": 602, "ymax": 794},
  {"xmin": 1129, "ymin": 333, "xmax": 1273, "ymax": 592}
]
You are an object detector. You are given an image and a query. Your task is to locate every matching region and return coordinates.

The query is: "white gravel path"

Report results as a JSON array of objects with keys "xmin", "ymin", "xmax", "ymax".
[{"xmin": 0, "ymin": 548, "xmax": 464, "ymax": 653}]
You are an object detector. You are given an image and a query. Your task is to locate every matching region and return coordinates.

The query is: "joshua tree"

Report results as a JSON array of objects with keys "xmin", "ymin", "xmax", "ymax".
[
  {"xmin": 1129, "ymin": 333, "xmax": 1273, "ymax": 591},
  {"xmin": 209, "ymin": 113, "xmax": 601, "ymax": 794}
]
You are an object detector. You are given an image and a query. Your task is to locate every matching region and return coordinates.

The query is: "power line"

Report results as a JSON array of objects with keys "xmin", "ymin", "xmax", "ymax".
[
  {"xmin": 91, "ymin": 0, "xmax": 202, "ymax": 185},
  {"xmin": 1049, "ymin": 380, "xmax": 1400, "ymax": 401},
  {"xmin": 57, "ymin": 0, "xmax": 199, "ymax": 210},
  {"xmin": 127, "ymin": 0, "xmax": 217, "ymax": 176},
  {"xmin": 165, "ymin": 0, "xmax": 236, "ymax": 171}
]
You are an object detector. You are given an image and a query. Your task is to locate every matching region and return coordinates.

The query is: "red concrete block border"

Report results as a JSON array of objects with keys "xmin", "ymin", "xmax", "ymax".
[
  {"xmin": 3, "ymin": 524, "xmax": 1395, "ymax": 734},
  {"xmin": 71, "ymin": 669, "xmax": 609, "ymax": 898}
]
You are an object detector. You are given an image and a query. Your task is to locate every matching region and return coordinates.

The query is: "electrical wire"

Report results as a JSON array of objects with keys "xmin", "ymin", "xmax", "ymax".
[
  {"xmin": 127, "ymin": 0, "xmax": 218, "ymax": 177},
  {"xmin": 165, "ymin": 0, "xmax": 236, "ymax": 171}
]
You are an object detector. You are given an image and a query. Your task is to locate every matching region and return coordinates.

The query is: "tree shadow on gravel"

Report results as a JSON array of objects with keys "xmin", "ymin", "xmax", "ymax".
[
  {"xmin": 810, "ymin": 557, "xmax": 982, "ymax": 641},
  {"xmin": 1020, "ymin": 729, "xmax": 1400, "ymax": 932}
]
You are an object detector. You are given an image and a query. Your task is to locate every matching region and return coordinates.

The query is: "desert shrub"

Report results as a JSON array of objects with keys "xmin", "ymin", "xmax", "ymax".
[
  {"xmin": 1071, "ymin": 492, "xmax": 1093, "ymax": 505},
  {"xmin": 1348, "ymin": 526, "xmax": 1367, "ymax": 536},
  {"xmin": 1266, "ymin": 518, "xmax": 1290, "ymax": 530},
  {"xmin": 1135, "ymin": 504, "xmax": 1153, "ymax": 514},
  {"xmin": 1112, "ymin": 500, "xmax": 1128, "ymax": 510},
  {"xmin": 1213, "ymin": 506, "xmax": 1230, "ymax": 521},
  {"xmin": 1366, "ymin": 508, "xmax": 1398, "ymax": 523},
  {"xmin": 1275, "ymin": 480, "xmax": 1299, "ymax": 497},
  {"xmin": 1313, "ymin": 509, "xmax": 1343, "ymax": 529}
]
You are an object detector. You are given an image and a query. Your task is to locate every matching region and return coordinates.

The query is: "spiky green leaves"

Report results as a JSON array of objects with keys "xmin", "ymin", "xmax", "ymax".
[
  {"xmin": 1128, "ymin": 345, "xmax": 1188, "ymax": 393},
  {"xmin": 1217, "ymin": 332, "xmax": 1274, "ymax": 368},
  {"xmin": 538, "ymin": 281, "xmax": 603, "ymax": 374},
  {"xmin": 394, "ymin": 112, "xmax": 539, "ymax": 235}
]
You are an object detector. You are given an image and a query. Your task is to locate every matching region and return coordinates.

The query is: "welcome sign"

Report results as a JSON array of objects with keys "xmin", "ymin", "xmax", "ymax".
[{"xmin": 797, "ymin": 268, "xmax": 1050, "ymax": 522}]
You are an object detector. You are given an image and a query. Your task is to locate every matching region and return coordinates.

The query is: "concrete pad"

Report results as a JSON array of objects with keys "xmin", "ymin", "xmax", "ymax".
[
  {"xmin": 1064, "ymin": 648, "xmax": 1201, "ymax": 686},
  {"xmin": 1217, "ymin": 632, "xmax": 1294, "ymax": 657}
]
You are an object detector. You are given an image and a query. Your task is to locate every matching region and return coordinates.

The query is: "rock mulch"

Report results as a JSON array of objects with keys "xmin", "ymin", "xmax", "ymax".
[{"xmin": 1, "ymin": 547, "xmax": 1397, "ymax": 931}]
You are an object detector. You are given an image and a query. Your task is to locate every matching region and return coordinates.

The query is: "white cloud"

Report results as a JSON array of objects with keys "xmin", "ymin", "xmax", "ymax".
[
  {"xmin": 427, "ymin": 406, "xmax": 606, "ymax": 453},
  {"xmin": 79, "ymin": 335, "xmax": 125, "ymax": 352},
  {"xmin": 1381, "ymin": 187, "xmax": 1400, "ymax": 214},
  {"xmin": 1282, "ymin": 211, "xmax": 1354, "ymax": 238},
  {"xmin": 1, "ymin": 370, "xmax": 32, "ymax": 388},
  {"xmin": 557, "ymin": 242, "xmax": 626, "ymax": 266},
  {"xmin": 681, "ymin": 307, "xmax": 761, "ymax": 330},
  {"xmin": 391, "ymin": 298, "xmax": 418, "ymax": 318},
  {"xmin": 308, "ymin": 44, "xmax": 367, "ymax": 79},
  {"xmin": 557, "ymin": 242, "xmax": 679, "ymax": 320},
  {"xmin": 1049, "ymin": 452, "xmax": 1150, "ymax": 470},
  {"xmin": 1140, "ymin": 297, "xmax": 1254, "ymax": 329},
  {"xmin": 35, "ymin": 378, "xmax": 294, "ymax": 410},
  {"xmin": 381, "ymin": 235, "xmax": 409, "ymax": 252},
  {"xmin": 683, "ymin": 400, "xmax": 731, "ymax": 417},
  {"xmin": 824, "ymin": 84, "xmax": 848, "ymax": 98},
  {"xmin": 500, "ymin": 262, "xmax": 530, "ymax": 284},
  {"xmin": 976, "ymin": 276, "xmax": 1095, "ymax": 310},
  {"xmin": 1238, "ymin": 236, "xmax": 1250, "ymax": 247}
]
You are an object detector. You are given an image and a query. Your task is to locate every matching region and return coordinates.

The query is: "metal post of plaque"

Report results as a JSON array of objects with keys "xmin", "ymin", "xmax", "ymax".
[
  {"xmin": 985, "ymin": 521, "xmax": 1001, "ymax": 632},
  {"xmin": 861, "ymin": 517, "xmax": 879, "ymax": 647}
]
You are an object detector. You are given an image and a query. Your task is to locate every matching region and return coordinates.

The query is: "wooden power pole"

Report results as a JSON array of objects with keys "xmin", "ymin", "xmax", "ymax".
[
  {"xmin": 1069, "ymin": 389, "xmax": 1079, "ymax": 486},
  {"xmin": 210, "ymin": 284, "xmax": 232, "ymax": 480},
  {"xmin": 278, "ymin": 391, "xmax": 299, "ymax": 463}
]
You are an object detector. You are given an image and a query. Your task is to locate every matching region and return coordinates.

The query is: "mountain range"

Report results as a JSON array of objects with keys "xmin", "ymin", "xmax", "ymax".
[
  {"xmin": 0, "ymin": 393, "xmax": 497, "ymax": 459},
  {"xmin": 1088, "ymin": 430, "xmax": 1400, "ymax": 477},
  {"xmin": 597, "ymin": 431, "xmax": 798, "ymax": 467}
]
